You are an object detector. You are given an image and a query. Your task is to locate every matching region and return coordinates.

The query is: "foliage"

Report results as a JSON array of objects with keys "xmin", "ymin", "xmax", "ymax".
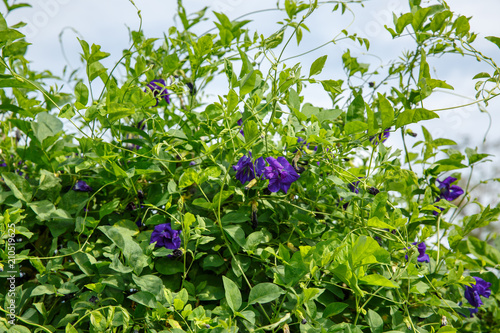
[{"xmin": 0, "ymin": 0, "xmax": 500, "ymax": 332}]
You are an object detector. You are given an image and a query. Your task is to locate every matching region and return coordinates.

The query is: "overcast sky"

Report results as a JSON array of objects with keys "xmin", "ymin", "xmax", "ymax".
[{"xmin": 3, "ymin": 0, "xmax": 500, "ymax": 156}]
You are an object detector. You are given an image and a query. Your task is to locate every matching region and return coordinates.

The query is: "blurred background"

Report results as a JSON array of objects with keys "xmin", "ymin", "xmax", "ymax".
[{"xmin": 2, "ymin": 0, "xmax": 500, "ymax": 235}]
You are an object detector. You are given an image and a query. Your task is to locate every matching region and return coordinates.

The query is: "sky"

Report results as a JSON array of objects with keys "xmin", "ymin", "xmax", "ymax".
[{"xmin": 2, "ymin": 0, "xmax": 500, "ymax": 198}]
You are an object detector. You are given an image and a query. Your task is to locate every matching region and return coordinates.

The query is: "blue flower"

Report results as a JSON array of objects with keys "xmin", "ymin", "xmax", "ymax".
[
  {"xmin": 369, "ymin": 128, "xmax": 390, "ymax": 145},
  {"xmin": 262, "ymin": 157, "xmax": 300, "ymax": 193},
  {"xmin": 146, "ymin": 79, "xmax": 170, "ymax": 106},
  {"xmin": 232, "ymin": 153, "xmax": 265, "ymax": 185},
  {"xmin": 437, "ymin": 177, "xmax": 464, "ymax": 201},
  {"xmin": 464, "ymin": 277, "xmax": 491, "ymax": 317},
  {"xmin": 150, "ymin": 222, "xmax": 181, "ymax": 250},
  {"xmin": 348, "ymin": 180, "xmax": 360, "ymax": 194},
  {"xmin": 237, "ymin": 118, "xmax": 244, "ymax": 136},
  {"xmin": 73, "ymin": 180, "xmax": 93, "ymax": 192},
  {"xmin": 405, "ymin": 242, "xmax": 430, "ymax": 263},
  {"xmin": 434, "ymin": 177, "xmax": 464, "ymax": 215}
]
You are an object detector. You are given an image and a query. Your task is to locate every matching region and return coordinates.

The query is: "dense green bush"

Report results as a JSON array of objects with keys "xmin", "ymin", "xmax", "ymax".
[{"xmin": 1, "ymin": 0, "xmax": 500, "ymax": 332}]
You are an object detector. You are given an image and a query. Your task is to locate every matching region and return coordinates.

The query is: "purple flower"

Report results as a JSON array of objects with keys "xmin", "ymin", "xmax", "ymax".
[
  {"xmin": 464, "ymin": 277, "xmax": 491, "ymax": 317},
  {"xmin": 137, "ymin": 120, "xmax": 146, "ymax": 131},
  {"xmin": 294, "ymin": 137, "xmax": 317, "ymax": 153},
  {"xmin": 405, "ymin": 242, "xmax": 430, "ymax": 262},
  {"xmin": 437, "ymin": 177, "xmax": 464, "ymax": 201},
  {"xmin": 433, "ymin": 177, "xmax": 464, "ymax": 215},
  {"xmin": 369, "ymin": 128, "xmax": 390, "ymax": 145},
  {"xmin": 262, "ymin": 157, "xmax": 300, "ymax": 194},
  {"xmin": 232, "ymin": 154, "xmax": 265, "ymax": 185},
  {"xmin": 237, "ymin": 118, "xmax": 244, "ymax": 136},
  {"xmin": 73, "ymin": 180, "xmax": 93, "ymax": 192},
  {"xmin": 0, "ymin": 161, "xmax": 7, "ymax": 167},
  {"xmin": 145, "ymin": 79, "xmax": 170, "ymax": 106},
  {"xmin": 150, "ymin": 223, "xmax": 181, "ymax": 250},
  {"xmin": 348, "ymin": 181, "xmax": 360, "ymax": 194}
]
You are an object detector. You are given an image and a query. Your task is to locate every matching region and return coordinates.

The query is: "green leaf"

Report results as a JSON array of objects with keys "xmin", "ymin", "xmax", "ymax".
[
  {"xmin": 226, "ymin": 89, "xmax": 239, "ymax": 112},
  {"xmin": 0, "ymin": 78, "xmax": 34, "ymax": 89},
  {"xmin": 346, "ymin": 95, "xmax": 365, "ymax": 122},
  {"xmin": 411, "ymin": 8, "xmax": 431, "ymax": 31},
  {"xmin": 345, "ymin": 120, "xmax": 367, "ymax": 135},
  {"xmin": 29, "ymin": 200, "xmax": 56, "ymax": 221},
  {"xmin": 222, "ymin": 276, "xmax": 242, "ymax": 313},
  {"xmin": 156, "ymin": 258, "xmax": 184, "ymax": 275},
  {"xmin": 309, "ymin": 55, "xmax": 328, "ymax": 77},
  {"xmin": 202, "ymin": 254, "xmax": 225, "ymax": 269},
  {"xmin": 323, "ymin": 302, "xmax": 349, "ymax": 318},
  {"xmin": 128, "ymin": 291, "xmax": 157, "ymax": 308},
  {"xmin": 244, "ymin": 120, "xmax": 259, "ymax": 144},
  {"xmin": 240, "ymin": 69, "xmax": 257, "ymax": 96},
  {"xmin": 0, "ymin": 28, "xmax": 24, "ymax": 43},
  {"xmin": 288, "ymin": 88, "xmax": 300, "ymax": 110},
  {"xmin": 75, "ymin": 81, "xmax": 89, "ymax": 109},
  {"xmin": 465, "ymin": 147, "xmax": 491, "ymax": 165},
  {"xmin": 88, "ymin": 61, "xmax": 107, "ymax": 83},
  {"xmin": 132, "ymin": 274, "xmax": 163, "ymax": 296},
  {"xmin": 367, "ymin": 217, "xmax": 394, "ymax": 230},
  {"xmin": 437, "ymin": 327, "xmax": 457, "ymax": 333},
  {"xmin": 31, "ymin": 284, "xmax": 57, "ymax": 296},
  {"xmin": 396, "ymin": 13, "xmax": 413, "ymax": 34},
  {"xmin": 99, "ymin": 225, "xmax": 149, "ymax": 275},
  {"xmin": 320, "ymin": 80, "xmax": 343, "ymax": 94},
  {"xmin": 378, "ymin": 93, "xmax": 394, "ymax": 129},
  {"xmin": 453, "ymin": 16, "xmax": 470, "ymax": 36},
  {"xmin": 58, "ymin": 104, "xmax": 75, "ymax": 119},
  {"xmin": 410, "ymin": 281, "xmax": 430, "ymax": 295},
  {"xmin": 248, "ymin": 283, "xmax": 284, "ymax": 305},
  {"xmin": 8, "ymin": 326, "xmax": 32, "ymax": 333},
  {"xmin": 99, "ymin": 198, "xmax": 120, "ymax": 219},
  {"xmin": 467, "ymin": 237, "xmax": 500, "ymax": 267},
  {"xmin": 366, "ymin": 103, "xmax": 378, "ymax": 136},
  {"xmin": 351, "ymin": 236, "xmax": 380, "ymax": 266},
  {"xmin": 472, "ymin": 72, "xmax": 491, "ymax": 80},
  {"xmin": 179, "ymin": 168, "xmax": 199, "ymax": 188},
  {"xmin": 367, "ymin": 309, "xmax": 384, "ymax": 333},
  {"xmin": 221, "ymin": 211, "xmax": 250, "ymax": 224},
  {"xmin": 396, "ymin": 108, "xmax": 438, "ymax": 128},
  {"xmin": 430, "ymin": 11, "xmax": 452, "ymax": 32},
  {"xmin": 359, "ymin": 274, "xmax": 398, "ymax": 288},
  {"xmin": 485, "ymin": 36, "xmax": 500, "ymax": 50},
  {"xmin": 224, "ymin": 225, "xmax": 246, "ymax": 248},
  {"xmin": 31, "ymin": 112, "xmax": 63, "ymax": 142},
  {"xmin": 2, "ymin": 172, "xmax": 32, "ymax": 202},
  {"xmin": 65, "ymin": 323, "xmax": 79, "ymax": 333},
  {"xmin": 316, "ymin": 108, "xmax": 342, "ymax": 124}
]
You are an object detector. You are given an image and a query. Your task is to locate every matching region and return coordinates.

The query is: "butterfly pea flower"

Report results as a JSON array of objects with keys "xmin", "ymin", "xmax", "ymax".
[
  {"xmin": 237, "ymin": 118, "xmax": 244, "ymax": 136},
  {"xmin": 348, "ymin": 180, "xmax": 360, "ymax": 194},
  {"xmin": 232, "ymin": 153, "xmax": 265, "ymax": 185},
  {"xmin": 437, "ymin": 177, "xmax": 464, "ymax": 201},
  {"xmin": 369, "ymin": 128, "xmax": 390, "ymax": 145},
  {"xmin": 262, "ymin": 157, "xmax": 300, "ymax": 194},
  {"xmin": 434, "ymin": 177, "xmax": 464, "ymax": 215},
  {"xmin": 73, "ymin": 180, "xmax": 93, "ymax": 192},
  {"xmin": 405, "ymin": 242, "xmax": 430, "ymax": 263},
  {"xmin": 150, "ymin": 222, "xmax": 181, "ymax": 250},
  {"xmin": 295, "ymin": 137, "xmax": 318, "ymax": 152},
  {"xmin": 145, "ymin": 79, "xmax": 170, "ymax": 106},
  {"xmin": 464, "ymin": 277, "xmax": 491, "ymax": 317}
]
